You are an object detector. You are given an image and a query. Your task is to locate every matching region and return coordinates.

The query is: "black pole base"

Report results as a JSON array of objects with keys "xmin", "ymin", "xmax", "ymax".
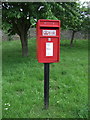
[{"xmin": 44, "ymin": 63, "xmax": 50, "ymax": 109}]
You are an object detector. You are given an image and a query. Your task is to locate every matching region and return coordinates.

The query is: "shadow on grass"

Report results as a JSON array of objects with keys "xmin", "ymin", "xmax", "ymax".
[
  {"xmin": 60, "ymin": 39, "xmax": 88, "ymax": 51},
  {"xmin": 2, "ymin": 39, "xmax": 37, "ymax": 69}
]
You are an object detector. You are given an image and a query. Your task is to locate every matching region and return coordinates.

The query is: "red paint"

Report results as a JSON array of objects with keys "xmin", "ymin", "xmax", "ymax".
[{"xmin": 36, "ymin": 19, "xmax": 60, "ymax": 63}]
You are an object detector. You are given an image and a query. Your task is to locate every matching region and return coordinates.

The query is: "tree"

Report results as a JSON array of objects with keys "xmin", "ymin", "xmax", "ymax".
[
  {"xmin": 49, "ymin": 2, "xmax": 85, "ymax": 46},
  {"xmin": 2, "ymin": 1, "xmax": 87, "ymax": 53},
  {"xmin": 2, "ymin": 2, "xmax": 48, "ymax": 56},
  {"xmin": 68, "ymin": 2, "xmax": 89, "ymax": 46},
  {"xmin": 80, "ymin": 2, "xmax": 90, "ymax": 36}
]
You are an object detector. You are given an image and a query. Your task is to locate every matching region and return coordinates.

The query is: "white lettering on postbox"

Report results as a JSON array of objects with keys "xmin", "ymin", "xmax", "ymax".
[
  {"xmin": 43, "ymin": 30, "xmax": 56, "ymax": 36},
  {"xmin": 46, "ymin": 42, "xmax": 53, "ymax": 56}
]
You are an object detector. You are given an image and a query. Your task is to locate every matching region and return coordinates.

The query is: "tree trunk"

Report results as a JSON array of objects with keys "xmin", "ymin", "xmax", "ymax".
[
  {"xmin": 20, "ymin": 33, "xmax": 28, "ymax": 57},
  {"xmin": 70, "ymin": 31, "xmax": 76, "ymax": 46}
]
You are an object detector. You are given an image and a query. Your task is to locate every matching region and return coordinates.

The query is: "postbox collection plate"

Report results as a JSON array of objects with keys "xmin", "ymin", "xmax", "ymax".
[{"xmin": 43, "ymin": 30, "xmax": 56, "ymax": 36}]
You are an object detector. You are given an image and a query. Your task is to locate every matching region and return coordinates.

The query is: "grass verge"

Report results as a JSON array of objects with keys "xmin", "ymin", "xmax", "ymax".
[{"xmin": 2, "ymin": 38, "xmax": 88, "ymax": 118}]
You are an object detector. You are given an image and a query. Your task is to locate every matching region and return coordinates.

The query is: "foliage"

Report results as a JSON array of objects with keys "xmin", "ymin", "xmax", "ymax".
[
  {"xmin": 49, "ymin": 1, "xmax": 89, "ymax": 45},
  {"xmin": 2, "ymin": 2, "xmax": 49, "ymax": 35},
  {"xmin": 2, "ymin": 38, "xmax": 88, "ymax": 118},
  {"xmin": 2, "ymin": 2, "xmax": 89, "ymax": 48},
  {"xmin": 2, "ymin": 2, "xmax": 50, "ymax": 56},
  {"xmin": 49, "ymin": 2, "xmax": 83, "ymax": 31},
  {"xmin": 2, "ymin": 2, "xmax": 87, "ymax": 34},
  {"xmin": 80, "ymin": 3, "xmax": 90, "ymax": 33}
]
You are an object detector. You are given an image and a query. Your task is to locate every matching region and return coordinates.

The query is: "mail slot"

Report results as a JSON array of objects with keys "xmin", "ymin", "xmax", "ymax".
[{"xmin": 36, "ymin": 19, "xmax": 60, "ymax": 63}]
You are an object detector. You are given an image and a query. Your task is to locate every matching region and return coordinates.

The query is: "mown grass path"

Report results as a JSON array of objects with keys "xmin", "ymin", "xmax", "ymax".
[{"xmin": 2, "ymin": 39, "xmax": 88, "ymax": 118}]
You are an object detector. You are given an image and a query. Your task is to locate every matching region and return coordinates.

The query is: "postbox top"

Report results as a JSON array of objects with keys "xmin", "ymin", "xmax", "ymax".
[{"xmin": 37, "ymin": 19, "xmax": 60, "ymax": 28}]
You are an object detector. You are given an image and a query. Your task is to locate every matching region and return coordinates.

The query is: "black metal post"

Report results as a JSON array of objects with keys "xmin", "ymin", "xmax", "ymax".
[{"xmin": 44, "ymin": 63, "xmax": 50, "ymax": 109}]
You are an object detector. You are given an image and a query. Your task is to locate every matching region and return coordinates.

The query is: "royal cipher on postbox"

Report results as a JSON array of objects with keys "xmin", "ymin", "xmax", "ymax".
[{"xmin": 36, "ymin": 19, "xmax": 60, "ymax": 63}]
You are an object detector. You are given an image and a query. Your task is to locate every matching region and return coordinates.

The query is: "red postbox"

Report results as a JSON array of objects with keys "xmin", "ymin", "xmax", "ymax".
[{"xmin": 36, "ymin": 19, "xmax": 60, "ymax": 63}]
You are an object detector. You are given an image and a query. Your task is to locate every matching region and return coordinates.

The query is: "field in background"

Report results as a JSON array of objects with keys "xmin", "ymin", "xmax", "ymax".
[{"xmin": 2, "ymin": 39, "xmax": 88, "ymax": 118}]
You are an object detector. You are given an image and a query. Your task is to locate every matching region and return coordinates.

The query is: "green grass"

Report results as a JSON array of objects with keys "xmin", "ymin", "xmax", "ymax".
[
  {"xmin": 2, "ymin": 38, "xmax": 88, "ymax": 118},
  {"xmin": 0, "ymin": 40, "xmax": 2, "ymax": 119}
]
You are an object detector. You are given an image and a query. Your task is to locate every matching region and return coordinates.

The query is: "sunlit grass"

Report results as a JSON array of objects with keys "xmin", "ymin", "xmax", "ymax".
[{"xmin": 2, "ymin": 39, "xmax": 88, "ymax": 118}]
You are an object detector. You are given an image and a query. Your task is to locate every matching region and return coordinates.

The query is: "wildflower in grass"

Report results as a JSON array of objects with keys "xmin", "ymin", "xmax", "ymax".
[
  {"xmin": 7, "ymin": 103, "xmax": 10, "ymax": 106},
  {"xmin": 4, "ymin": 103, "xmax": 11, "ymax": 110},
  {"xmin": 4, "ymin": 108, "xmax": 8, "ymax": 110},
  {"xmin": 57, "ymin": 101, "xmax": 60, "ymax": 104},
  {"xmin": 5, "ymin": 103, "xmax": 10, "ymax": 106}
]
